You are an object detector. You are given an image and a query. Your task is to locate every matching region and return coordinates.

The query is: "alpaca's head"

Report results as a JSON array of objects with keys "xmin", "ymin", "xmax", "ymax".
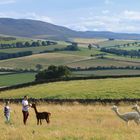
[
  {"xmin": 132, "ymin": 104, "xmax": 139, "ymax": 111},
  {"xmin": 111, "ymin": 105, "xmax": 118, "ymax": 111},
  {"xmin": 31, "ymin": 103, "xmax": 36, "ymax": 108}
]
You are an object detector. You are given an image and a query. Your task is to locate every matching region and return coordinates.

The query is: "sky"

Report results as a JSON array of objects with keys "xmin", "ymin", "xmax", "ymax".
[{"xmin": 0, "ymin": 0, "xmax": 140, "ymax": 33}]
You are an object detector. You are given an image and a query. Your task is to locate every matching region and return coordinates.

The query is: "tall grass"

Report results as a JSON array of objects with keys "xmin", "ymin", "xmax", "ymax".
[{"xmin": 0, "ymin": 104, "xmax": 140, "ymax": 140}]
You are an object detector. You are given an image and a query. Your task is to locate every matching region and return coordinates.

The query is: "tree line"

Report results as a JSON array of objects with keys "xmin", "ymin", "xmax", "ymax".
[
  {"xmin": 101, "ymin": 48, "xmax": 140, "ymax": 58},
  {"xmin": 0, "ymin": 51, "xmax": 32, "ymax": 60},
  {"xmin": 0, "ymin": 40, "xmax": 57, "ymax": 49}
]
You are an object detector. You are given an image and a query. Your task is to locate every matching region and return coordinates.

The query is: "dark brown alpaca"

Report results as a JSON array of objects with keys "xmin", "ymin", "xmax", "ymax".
[{"xmin": 31, "ymin": 103, "xmax": 51, "ymax": 125}]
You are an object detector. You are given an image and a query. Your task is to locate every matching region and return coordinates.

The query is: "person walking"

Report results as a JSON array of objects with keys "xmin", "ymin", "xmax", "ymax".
[{"xmin": 22, "ymin": 96, "xmax": 30, "ymax": 125}]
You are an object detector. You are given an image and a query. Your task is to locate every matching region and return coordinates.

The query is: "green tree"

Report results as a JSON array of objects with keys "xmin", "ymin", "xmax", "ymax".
[
  {"xmin": 35, "ymin": 65, "xmax": 71, "ymax": 81},
  {"xmin": 25, "ymin": 42, "xmax": 30, "ymax": 47}
]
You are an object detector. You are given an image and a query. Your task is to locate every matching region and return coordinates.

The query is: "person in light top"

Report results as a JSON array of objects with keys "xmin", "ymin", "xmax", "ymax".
[
  {"xmin": 22, "ymin": 96, "xmax": 31, "ymax": 125},
  {"xmin": 4, "ymin": 101, "xmax": 10, "ymax": 123}
]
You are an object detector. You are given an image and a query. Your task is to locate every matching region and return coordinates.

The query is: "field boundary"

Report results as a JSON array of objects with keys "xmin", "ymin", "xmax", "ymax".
[{"xmin": 0, "ymin": 98, "xmax": 140, "ymax": 104}]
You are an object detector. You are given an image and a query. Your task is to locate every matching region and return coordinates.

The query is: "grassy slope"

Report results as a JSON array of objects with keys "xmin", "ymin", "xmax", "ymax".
[
  {"xmin": 0, "ymin": 78, "xmax": 140, "ymax": 99},
  {"xmin": 0, "ymin": 104, "xmax": 140, "ymax": 140},
  {"xmin": 0, "ymin": 53, "xmax": 86, "ymax": 69},
  {"xmin": 0, "ymin": 50, "xmax": 140, "ymax": 69},
  {"xmin": 0, "ymin": 73, "xmax": 36, "ymax": 87}
]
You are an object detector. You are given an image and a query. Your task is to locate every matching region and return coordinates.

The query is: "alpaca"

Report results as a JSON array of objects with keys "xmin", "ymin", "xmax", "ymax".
[
  {"xmin": 111, "ymin": 105, "xmax": 140, "ymax": 125},
  {"xmin": 31, "ymin": 103, "xmax": 51, "ymax": 125}
]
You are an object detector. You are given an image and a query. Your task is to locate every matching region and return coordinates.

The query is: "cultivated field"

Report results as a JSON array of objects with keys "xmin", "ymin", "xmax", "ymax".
[
  {"xmin": 73, "ymin": 38, "xmax": 107, "ymax": 45},
  {"xmin": 0, "ymin": 44, "xmax": 67, "ymax": 54},
  {"xmin": 0, "ymin": 104, "xmax": 140, "ymax": 140},
  {"xmin": 0, "ymin": 78, "xmax": 140, "ymax": 99},
  {"xmin": 73, "ymin": 69, "xmax": 140, "ymax": 77},
  {"xmin": 0, "ymin": 53, "xmax": 87, "ymax": 69},
  {"xmin": 68, "ymin": 58, "xmax": 140, "ymax": 68}
]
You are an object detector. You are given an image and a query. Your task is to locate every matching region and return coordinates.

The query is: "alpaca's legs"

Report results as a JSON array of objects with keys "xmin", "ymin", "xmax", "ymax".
[
  {"xmin": 37, "ymin": 119, "xmax": 39, "ymax": 125},
  {"xmin": 134, "ymin": 119, "xmax": 139, "ymax": 125},
  {"xmin": 40, "ymin": 119, "xmax": 42, "ymax": 125},
  {"xmin": 127, "ymin": 121, "xmax": 129, "ymax": 126},
  {"xmin": 46, "ymin": 117, "xmax": 50, "ymax": 123}
]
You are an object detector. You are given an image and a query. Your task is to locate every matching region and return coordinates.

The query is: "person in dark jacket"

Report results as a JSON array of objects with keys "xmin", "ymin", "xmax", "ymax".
[{"xmin": 4, "ymin": 101, "xmax": 10, "ymax": 123}]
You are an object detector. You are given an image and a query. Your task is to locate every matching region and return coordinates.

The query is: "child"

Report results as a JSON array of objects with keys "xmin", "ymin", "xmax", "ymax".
[{"xmin": 4, "ymin": 101, "xmax": 10, "ymax": 123}]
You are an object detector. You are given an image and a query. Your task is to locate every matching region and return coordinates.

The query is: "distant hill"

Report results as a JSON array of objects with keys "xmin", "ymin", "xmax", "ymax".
[{"xmin": 0, "ymin": 18, "xmax": 140, "ymax": 40}]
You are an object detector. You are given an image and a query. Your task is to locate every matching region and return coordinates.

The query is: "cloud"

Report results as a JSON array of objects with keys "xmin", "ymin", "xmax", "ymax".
[
  {"xmin": 65, "ymin": 10, "xmax": 140, "ymax": 33},
  {"xmin": 22, "ymin": 12, "xmax": 53, "ymax": 23},
  {"xmin": 104, "ymin": 0, "xmax": 113, "ymax": 5},
  {"xmin": 0, "ymin": 12, "xmax": 53, "ymax": 23},
  {"xmin": 102, "ymin": 10, "xmax": 110, "ymax": 14},
  {"xmin": 123, "ymin": 10, "xmax": 140, "ymax": 20},
  {"xmin": 0, "ymin": 0, "xmax": 16, "ymax": 4}
]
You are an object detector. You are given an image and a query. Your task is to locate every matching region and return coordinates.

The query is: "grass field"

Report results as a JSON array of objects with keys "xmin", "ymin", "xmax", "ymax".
[
  {"xmin": 0, "ymin": 44, "xmax": 67, "ymax": 54},
  {"xmin": 59, "ymin": 47, "xmax": 102, "ymax": 57},
  {"xmin": 68, "ymin": 58, "xmax": 140, "ymax": 68},
  {"xmin": 0, "ymin": 53, "xmax": 87, "ymax": 69},
  {"xmin": 0, "ymin": 77, "xmax": 140, "ymax": 99},
  {"xmin": 0, "ymin": 73, "xmax": 36, "ymax": 87},
  {"xmin": 0, "ymin": 104, "xmax": 140, "ymax": 140},
  {"xmin": 73, "ymin": 69, "xmax": 140, "ymax": 76},
  {"xmin": 98, "ymin": 40, "xmax": 138, "ymax": 48},
  {"xmin": 73, "ymin": 38, "xmax": 107, "ymax": 44},
  {"xmin": 0, "ymin": 52, "xmax": 140, "ymax": 69}
]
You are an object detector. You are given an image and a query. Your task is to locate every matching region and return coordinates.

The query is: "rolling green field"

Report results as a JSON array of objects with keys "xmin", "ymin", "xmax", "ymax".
[
  {"xmin": 0, "ymin": 52, "xmax": 139, "ymax": 70},
  {"xmin": 0, "ymin": 53, "xmax": 87, "ymax": 69},
  {"xmin": 0, "ymin": 38, "xmax": 140, "ymax": 140},
  {"xmin": 0, "ymin": 38, "xmax": 140, "ymax": 70},
  {"xmin": 0, "ymin": 73, "xmax": 36, "ymax": 87},
  {"xmin": 0, "ymin": 77, "xmax": 140, "ymax": 99},
  {"xmin": 1, "ymin": 104, "xmax": 139, "ymax": 140}
]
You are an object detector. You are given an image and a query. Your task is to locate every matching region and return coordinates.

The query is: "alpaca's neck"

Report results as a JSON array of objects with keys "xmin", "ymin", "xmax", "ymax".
[
  {"xmin": 33, "ymin": 106, "xmax": 38, "ymax": 114},
  {"xmin": 114, "ymin": 110, "xmax": 124, "ymax": 120},
  {"xmin": 136, "ymin": 109, "xmax": 140, "ymax": 115}
]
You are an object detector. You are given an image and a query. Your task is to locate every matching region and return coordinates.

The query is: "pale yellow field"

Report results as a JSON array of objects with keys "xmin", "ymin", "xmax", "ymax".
[{"xmin": 0, "ymin": 104, "xmax": 140, "ymax": 140}]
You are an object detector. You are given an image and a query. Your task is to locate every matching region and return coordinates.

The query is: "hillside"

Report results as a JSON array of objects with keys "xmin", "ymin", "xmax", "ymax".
[{"xmin": 0, "ymin": 18, "xmax": 140, "ymax": 40}]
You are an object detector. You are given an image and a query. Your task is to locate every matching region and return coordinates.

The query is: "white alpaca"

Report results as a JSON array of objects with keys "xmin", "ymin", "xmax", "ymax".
[
  {"xmin": 132, "ymin": 104, "xmax": 140, "ymax": 115},
  {"xmin": 111, "ymin": 105, "xmax": 140, "ymax": 125}
]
